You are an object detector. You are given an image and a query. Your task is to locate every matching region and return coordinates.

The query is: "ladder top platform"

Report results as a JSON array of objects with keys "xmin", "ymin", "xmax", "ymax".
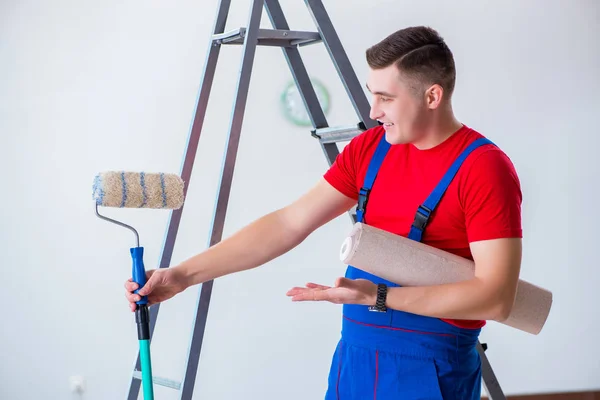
[{"xmin": 212, "ymin": 27, "xmax": 322, "ymax": 47}]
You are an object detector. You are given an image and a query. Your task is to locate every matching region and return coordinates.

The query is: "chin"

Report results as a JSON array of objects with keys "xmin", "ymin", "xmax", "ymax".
[{"xmin": 384, "ymin": 129, "xmax": 408, "ymax": 145}]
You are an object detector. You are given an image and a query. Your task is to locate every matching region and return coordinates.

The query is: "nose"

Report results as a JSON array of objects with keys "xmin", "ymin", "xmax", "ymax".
[{"xmin": 369, "ymin": 102, "xmax": 384, "ymax": 121}]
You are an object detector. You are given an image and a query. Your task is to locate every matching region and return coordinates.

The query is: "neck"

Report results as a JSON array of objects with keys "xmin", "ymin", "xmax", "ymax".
[{"xmin": 411, "ymin": 105, "xmax": 463, "ymax": 150}]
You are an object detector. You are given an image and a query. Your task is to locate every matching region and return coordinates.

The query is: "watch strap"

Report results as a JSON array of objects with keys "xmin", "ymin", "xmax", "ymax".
[{"xmin": 368, "ymin": 283, "xmax": 388, "ymax": 312}]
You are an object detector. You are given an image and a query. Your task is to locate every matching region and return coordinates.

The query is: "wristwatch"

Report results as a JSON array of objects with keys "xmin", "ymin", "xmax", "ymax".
[{"xmin": 368, "ymin": 283, "xmax": 388, "ymax": 312}]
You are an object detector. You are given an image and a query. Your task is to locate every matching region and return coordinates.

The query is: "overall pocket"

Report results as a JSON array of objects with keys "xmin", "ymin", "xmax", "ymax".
[{"xmin": 382, "ymin": 354, "xmax": 445, "ymax": 400}]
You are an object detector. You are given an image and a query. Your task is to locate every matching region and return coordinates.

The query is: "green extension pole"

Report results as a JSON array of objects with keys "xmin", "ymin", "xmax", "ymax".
[
  {"xmin": 132, "ymin": 246, "xmax": 154, "ymax": 399},
  {"xmin": 138, "ymin": 334, "xmax": 154, "ymax": 399}
]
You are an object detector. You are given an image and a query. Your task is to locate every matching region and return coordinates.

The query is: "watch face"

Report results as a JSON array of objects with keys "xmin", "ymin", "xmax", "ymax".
[{"xmin": 280, "ymin": 78, "xmax": 330, "ymax": 126}]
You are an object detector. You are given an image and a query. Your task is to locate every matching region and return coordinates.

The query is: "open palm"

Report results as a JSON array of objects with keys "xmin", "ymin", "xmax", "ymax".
[{"xmin": 286, "ymin": 277, "xmax": 376, "ymax": 306}]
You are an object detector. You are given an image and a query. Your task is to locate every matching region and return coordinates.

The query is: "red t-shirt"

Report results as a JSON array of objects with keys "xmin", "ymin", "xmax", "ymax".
[{"xmin": 323, "ymin": 124, "xmax": 523, "ymax": 329}]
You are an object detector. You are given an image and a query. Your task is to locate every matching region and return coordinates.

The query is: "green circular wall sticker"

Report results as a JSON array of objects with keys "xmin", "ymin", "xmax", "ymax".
[{"xmin": 280, "ymin": 78, "xmax": 330, "ymax": 126}]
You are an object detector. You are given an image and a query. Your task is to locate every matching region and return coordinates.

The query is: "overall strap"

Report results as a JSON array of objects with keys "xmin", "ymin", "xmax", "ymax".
[
  {"xmin": 356, "ymin": 134, "xmax": 391, "ymax": 223},
  {"xmin": 408, "ymin": 137, "xmax": 495, "ymax": 242}
]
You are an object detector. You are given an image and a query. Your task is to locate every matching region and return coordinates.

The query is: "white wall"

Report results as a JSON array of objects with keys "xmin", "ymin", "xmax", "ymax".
[{"xmin": 1, "ymin": 0, "xmax": 598, "ymax": 399}]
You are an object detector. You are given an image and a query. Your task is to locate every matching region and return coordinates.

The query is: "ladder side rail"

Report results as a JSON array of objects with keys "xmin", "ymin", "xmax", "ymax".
[
  {"xmin": 303, "ymin": 0, "xmax": 377, "ymax": 130},
  {"xmin": 264, "ymin": 0, "xmax": 328, "ymax": 131},
  {"xmin": 264, "ymin": 0, "xmax": 341, "ymax": 166},
  {"xmin": 179, "ymin": 0, "xmax": 265, "ymax": 399},
  {"xmin": 478, "ymin": 343, "xmax": 506, "ymax": 400},
  {"xmin": 265, "ymin": 0, "xmax": 355, "ymax": 228},
  {"xmin": 126, "ymin": 0, "xmax": 233, "ymax": 398}
]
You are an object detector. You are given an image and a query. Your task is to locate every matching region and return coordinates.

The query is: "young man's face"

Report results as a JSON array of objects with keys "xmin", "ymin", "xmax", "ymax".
[{"xmin": 366, "ymin": 65, "xmax": 432, "ymax": 145}]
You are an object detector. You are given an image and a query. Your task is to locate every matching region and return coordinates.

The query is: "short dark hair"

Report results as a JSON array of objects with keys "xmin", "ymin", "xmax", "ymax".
[{"xmin": 366, "ymin": 26, "xmax": 456, "ymax": 97}]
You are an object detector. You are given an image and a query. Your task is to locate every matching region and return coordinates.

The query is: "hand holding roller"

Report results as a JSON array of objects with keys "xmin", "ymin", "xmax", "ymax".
[
  {"xmin": 92, "ymin": 170, "xmax": 185, "ymax": 400},
  {"xmin": 340, "ymin": 222, "xmax": 552, "ymax": 335}
]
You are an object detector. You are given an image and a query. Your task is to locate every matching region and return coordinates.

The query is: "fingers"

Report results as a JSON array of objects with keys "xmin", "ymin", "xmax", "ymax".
[
  {"xmin": 286, "ymin": 287, "xmax": 307, "ymax": 296},
  {"xmin": 125, "ymin": 280, "xmax": 139, "ymax": 292},
  {"xmin": 305, "ymin": 282, "xmax": 330, "ymax": 290},
  {"xmin": 124, "ymin": 278, "xmax": 145, "ymax": 312},
  {"xmin": 291, "ymin": 288, "xmax": 331, "ymax": 302},
  {"xmin": 137, "ymin": 280, "xmax": 153, "ymax": 296},
  {"xmin": 125, "ymin": 289, "xmax": 143, "ymax": 304},
  {"xmin": 286, "ymin": 284, "xmax": 327, "ymax": 296},
  {"xmin": 125, "ymin": 270, "xmax": 159, "ymax": 312},
  {"xmin": 286, "ymin": 288, "xmax": 316, "ymax": 298},
  {"xmin": 287, "ymin": 278, "xmax": 368, "ymax": 305},
  {"xmin": 286, "ymin": 286, "xmax": 331, "ymax": 301},
  {"xmin": 126, "ymin": 277, "xmax": 153, "ymax": 297},
  {"xmin": 286, "ymin": 282, "xmax": 332, "ymax": 298}
]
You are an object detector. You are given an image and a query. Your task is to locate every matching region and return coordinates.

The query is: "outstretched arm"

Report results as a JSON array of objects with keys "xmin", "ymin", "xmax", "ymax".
[
  {"xmin": 126, "ymin": 178, "xmax": 356, "ymax": 308},
  {"xmin": 179, "ymin": 178, "xmax": 356, "ymax": 286}
]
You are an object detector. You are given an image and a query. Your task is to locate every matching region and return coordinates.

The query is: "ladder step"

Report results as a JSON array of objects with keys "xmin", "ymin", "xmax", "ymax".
[
  {"xmin": 212, "ymin": 28, "xmax": 321, "ymax": 47},
  {"xmin": 132, "ymin": 370, "xmax": 181, "ymax": 390},
  {"xmin": 312, "ymin": 124, "xmax": 366, "ymax": 144}
]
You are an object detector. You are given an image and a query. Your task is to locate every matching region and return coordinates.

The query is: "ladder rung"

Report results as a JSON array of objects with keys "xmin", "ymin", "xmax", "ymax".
[
  {"xmin": 212, "ymin": 28, "xmax": 321, "ymax": 47},
  {"xmin": 312, "ymin": 125, "xmax": 366, "ymax": 144},
  {"xmin": 132, "ymin": 370, "xmax": 181, "ymax": 390}
]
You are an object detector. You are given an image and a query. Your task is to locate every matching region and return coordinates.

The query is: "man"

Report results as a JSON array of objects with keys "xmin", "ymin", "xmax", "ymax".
[{"xmin": 125, "ymin": 26, "xmax": 523, "ymax": 399}]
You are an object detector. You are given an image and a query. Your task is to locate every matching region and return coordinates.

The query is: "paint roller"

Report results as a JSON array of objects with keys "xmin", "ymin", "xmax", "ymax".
[
  {"xmin": 340, "ymin": 222, "xmax": 552, "ymax": 335},
  {"xmin": 92, "ymin": 171, "xmax": 185, "ymax": 400}
]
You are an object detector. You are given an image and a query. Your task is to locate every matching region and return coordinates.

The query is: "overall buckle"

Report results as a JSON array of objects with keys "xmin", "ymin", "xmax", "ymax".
[{"xmin": 412, "ymin": 205, "xmax": 432, "ymax": 230}]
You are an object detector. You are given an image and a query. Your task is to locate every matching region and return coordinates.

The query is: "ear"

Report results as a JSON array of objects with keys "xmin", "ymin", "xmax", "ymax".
[{"xmin": 425, "ymin": 84, "xmax": 444, "ymax": 109}]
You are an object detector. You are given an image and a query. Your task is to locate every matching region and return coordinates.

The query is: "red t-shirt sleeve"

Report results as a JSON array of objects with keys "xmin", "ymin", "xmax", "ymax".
[
  {"xmin": 323, "ymin": 140, "xmax": 360, "ymax": 200},
  {"xmin": 461, "ymin": 148, "xmax": 523, "ymax": 242}
]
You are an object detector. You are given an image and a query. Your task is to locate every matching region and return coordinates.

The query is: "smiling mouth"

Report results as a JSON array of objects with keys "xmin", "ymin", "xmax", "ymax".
[{"xmin": 379, "ymin": 121, "xmax": 394, "ymax": 127}]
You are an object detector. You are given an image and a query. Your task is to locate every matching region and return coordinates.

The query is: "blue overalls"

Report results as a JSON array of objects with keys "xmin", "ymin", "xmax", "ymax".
[{"xmin": 325, "ymin": 134, "xmax": 494, "ymax": 400}]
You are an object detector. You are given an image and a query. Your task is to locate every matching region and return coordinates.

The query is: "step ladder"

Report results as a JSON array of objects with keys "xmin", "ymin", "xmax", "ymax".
[{"xmin": 126, "ymin": 0, "xmax": 507, "ymax": 398}]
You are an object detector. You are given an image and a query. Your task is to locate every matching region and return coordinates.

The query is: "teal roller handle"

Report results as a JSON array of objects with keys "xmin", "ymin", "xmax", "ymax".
[
  {"xmin": 139, "ymin": 339, "xmax": 154, "ymax": 399},
  {"xmin": 130, "ymin": 246, "xmax": 154, "ymax": 399}
]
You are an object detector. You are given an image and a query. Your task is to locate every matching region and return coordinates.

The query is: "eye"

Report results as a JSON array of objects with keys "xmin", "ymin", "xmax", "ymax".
[{"xmin": 379, "ymin": 96, "xmax": 391, "ymax": 102}]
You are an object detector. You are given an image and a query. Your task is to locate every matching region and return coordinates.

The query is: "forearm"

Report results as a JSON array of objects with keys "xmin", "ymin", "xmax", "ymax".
[
  {"xmin": 384, "ymin": 278, "xmax": 514, "ymax": 322},
  {"xmin": 177, "ymin": 209, "xmax": 309, "ymax": 286}
]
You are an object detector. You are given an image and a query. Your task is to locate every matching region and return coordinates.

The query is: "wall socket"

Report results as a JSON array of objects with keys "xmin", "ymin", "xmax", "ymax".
[{"xmin": 69, "ymin": 375, "xmax": 85, "ymax": 393}]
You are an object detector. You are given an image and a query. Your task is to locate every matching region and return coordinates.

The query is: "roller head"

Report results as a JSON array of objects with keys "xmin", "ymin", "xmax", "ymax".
[{"xmin": 93, "ymin": 171, "xmax": 184, "ymax": 209}]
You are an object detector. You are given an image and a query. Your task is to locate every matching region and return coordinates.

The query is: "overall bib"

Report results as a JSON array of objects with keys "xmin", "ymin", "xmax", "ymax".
[{"xmin": 325, "ymin": 135, "xmax": 494, "ymax": 400}]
